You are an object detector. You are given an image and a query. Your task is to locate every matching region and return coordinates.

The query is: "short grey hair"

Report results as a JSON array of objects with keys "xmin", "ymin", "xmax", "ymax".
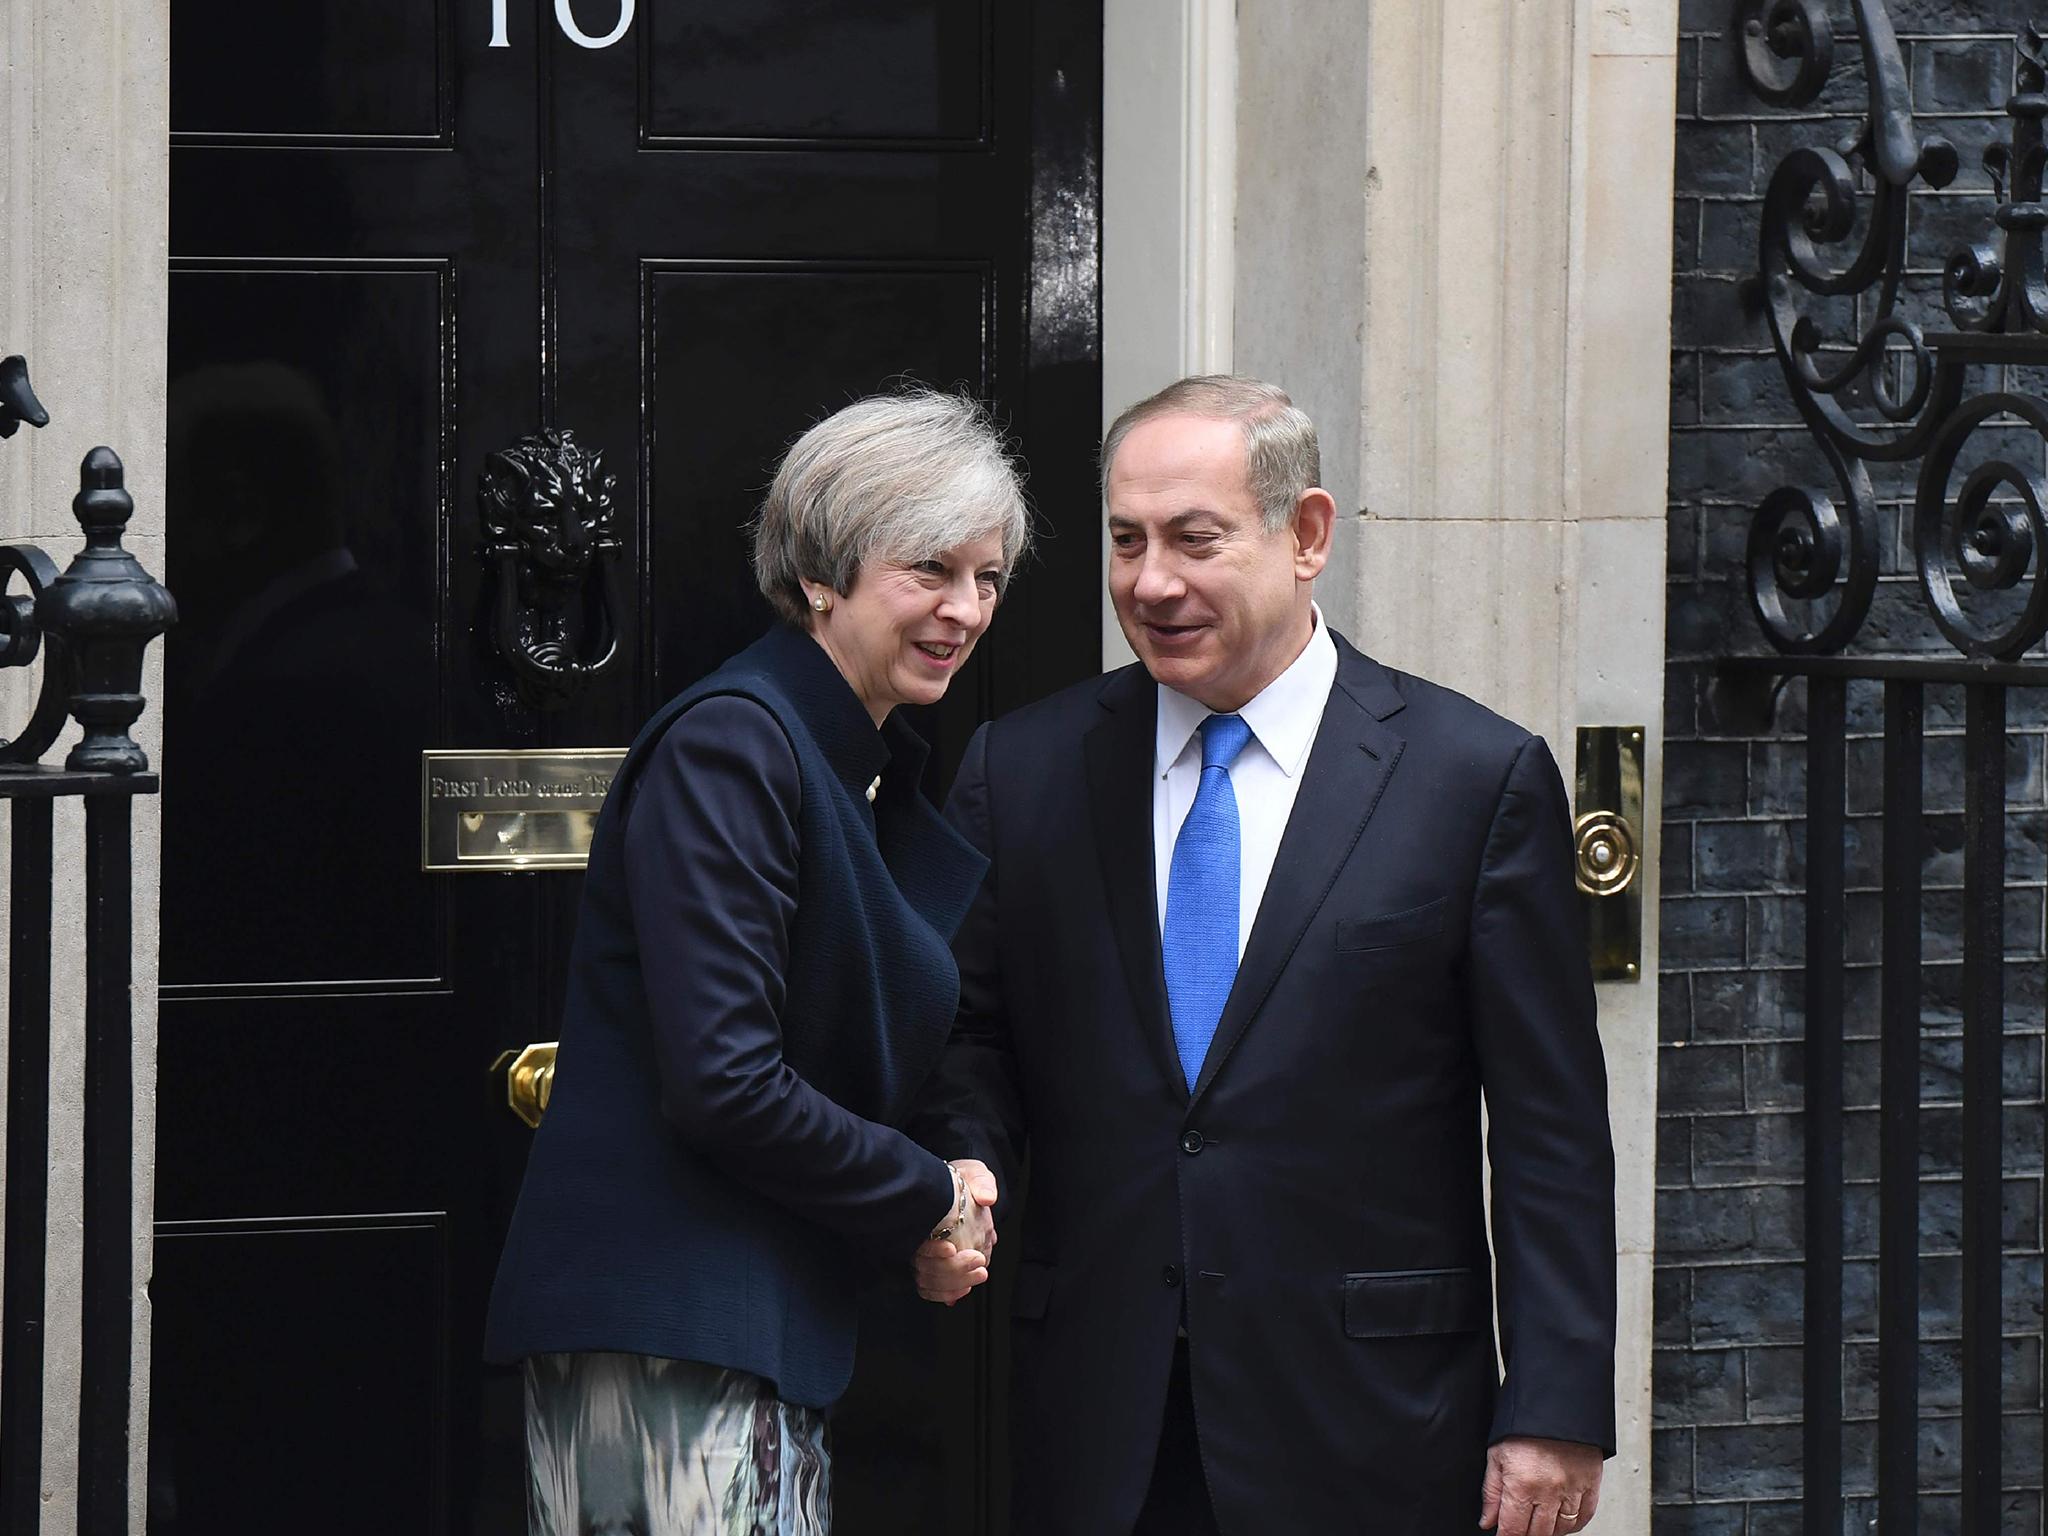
[
  {"xmin": 1100, "ymin": 375, "xmax": 1320, "ymax": 531},
  {"xmin": 752, "ymin": 388, "xmax": 1031, "ymax": 626}
]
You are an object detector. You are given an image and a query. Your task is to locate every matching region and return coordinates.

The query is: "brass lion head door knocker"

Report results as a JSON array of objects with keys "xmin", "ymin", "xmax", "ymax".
[{"xmin": 478, "ymin": 429, "xmax": 622, "ymax": 711}]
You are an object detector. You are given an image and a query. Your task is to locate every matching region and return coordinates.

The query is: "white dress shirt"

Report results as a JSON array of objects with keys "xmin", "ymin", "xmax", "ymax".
[{"xmin": 1153, "ymin": 605, "xmax": 1339, "ymax": 957}]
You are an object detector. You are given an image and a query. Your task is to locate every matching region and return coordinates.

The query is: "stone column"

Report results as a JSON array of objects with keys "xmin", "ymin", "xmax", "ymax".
[
  {"xmin": 1234, "ymin": 2, "xmax": 1676, "ymax": 1526},
  {"xmin": 0, "ymin": 0, "xmax": 169, "ymax": 1527},
  {"xmin": 1101, "ymin": 0, "xmax": 1237, "ymax": 668}
]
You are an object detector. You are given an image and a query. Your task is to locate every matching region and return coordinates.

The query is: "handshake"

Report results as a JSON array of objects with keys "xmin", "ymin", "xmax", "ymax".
[{"xmin": 912, "ymin": 1158, "xmax": 1001, "ymax": 1306}]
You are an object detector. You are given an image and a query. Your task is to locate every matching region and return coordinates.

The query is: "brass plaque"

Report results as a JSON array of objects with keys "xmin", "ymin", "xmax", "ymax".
[
  {"xmin": 421, "ymin": 749, "xmax": 625, "ymax": 872},
  {"xmin": 1573, "ymin": 726, "xmax": 1645, "ymax": 983}
]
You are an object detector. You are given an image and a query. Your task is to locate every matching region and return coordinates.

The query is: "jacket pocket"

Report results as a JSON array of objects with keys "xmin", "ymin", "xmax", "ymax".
[
  {"xmin": 1342, "ymin": 1266, "xmax": 1488, "ymax": 1338},
  {"xmin": 1335, "ymin": 897, "xmax": 1447, "ymax": 952},
  {"xmin": 1011, "ymin": 1259, "xmax": 1055, "ymax": 1320}
]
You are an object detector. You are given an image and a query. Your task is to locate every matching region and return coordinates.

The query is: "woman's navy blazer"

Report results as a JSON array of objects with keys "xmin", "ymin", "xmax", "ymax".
[{"xmin": 485, "ymin": 623, "xmax": 988, "ymax": 1409}]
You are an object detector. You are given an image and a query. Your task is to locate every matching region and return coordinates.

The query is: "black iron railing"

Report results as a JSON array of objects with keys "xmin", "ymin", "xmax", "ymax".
[
  {"xmin": 1713, "ymin": 657, "xmax": 2026, "ymax": 1533},
  {"xmin": 1730, "ymin": 1, "xmax": 2048, "ymax": 1527},
  {"xmin": 0, "ymin": 377, "xmax": 173, "ymax": 1535}
]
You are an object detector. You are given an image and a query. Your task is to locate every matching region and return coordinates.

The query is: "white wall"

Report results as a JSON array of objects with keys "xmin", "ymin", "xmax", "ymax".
[{"xmin": 0, "ymin": 0, "xmax": 168, "ymax": 1526}]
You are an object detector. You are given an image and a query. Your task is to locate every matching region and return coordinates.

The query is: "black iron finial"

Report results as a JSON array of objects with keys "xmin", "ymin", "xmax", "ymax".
[
  {"xmin": 37, "ymin": 448, "xmax": 176, "ymax": 774},
  {"xmin": 0, "ymin": 356, "xmax": 48, "ymax": 440}
]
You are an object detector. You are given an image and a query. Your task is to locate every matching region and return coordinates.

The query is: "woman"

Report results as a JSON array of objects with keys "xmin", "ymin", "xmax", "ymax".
[{"xmin": 485, "ymin": 389, "xmax": 1022, "ymax": 1533}]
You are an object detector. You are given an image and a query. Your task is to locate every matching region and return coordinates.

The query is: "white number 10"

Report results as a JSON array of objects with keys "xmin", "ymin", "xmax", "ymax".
[{"xmin": 490, "ymin": 0, "xmax": 636, "ymax": 49}]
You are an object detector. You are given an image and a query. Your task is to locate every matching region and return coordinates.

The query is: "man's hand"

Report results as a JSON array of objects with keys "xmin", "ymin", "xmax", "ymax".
[
  {"xmin": 913, "ymin": 1159, "xmax": 1000, "ymax": 1306},
  {"xmin": 1479, "ymin": 1436, "xmax": 1603, "ymax": 1535}
]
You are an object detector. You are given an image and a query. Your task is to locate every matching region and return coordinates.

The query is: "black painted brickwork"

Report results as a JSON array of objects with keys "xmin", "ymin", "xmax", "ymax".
[{"xmin": 1663, "ymin": 5, "xmax": 2048, "ymax": 1531}]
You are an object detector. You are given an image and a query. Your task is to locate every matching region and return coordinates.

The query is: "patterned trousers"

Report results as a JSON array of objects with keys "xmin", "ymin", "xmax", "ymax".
[{"xmin": 524, "ymin": 1352, "xmax": 831, "ymax": 1536}]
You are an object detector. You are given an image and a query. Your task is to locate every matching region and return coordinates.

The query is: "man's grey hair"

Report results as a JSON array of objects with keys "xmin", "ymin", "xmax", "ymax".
[
  {"xmin": 1099, "ymin": 375, "xmax": 1320, "ymax": 531},
  {"xmin": 752, "ymin": 388, "xmax": 1031, "ymax": 627}
]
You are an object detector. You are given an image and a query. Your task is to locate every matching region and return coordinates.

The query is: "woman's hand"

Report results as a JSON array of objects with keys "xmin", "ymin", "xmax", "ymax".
[
  {"xmin": 914, "ymin": 1159, "xmax": 1000, "ymax": 1305},
  {"xmin": 951, "ymin": 1158, "xmax": 999, "ymax": 1254}
]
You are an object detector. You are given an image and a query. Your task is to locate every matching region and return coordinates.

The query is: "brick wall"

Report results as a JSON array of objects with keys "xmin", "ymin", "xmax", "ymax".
[{"xmin": 1662, "ymin": 5, "xmax": 2048, "ymax": 1531}]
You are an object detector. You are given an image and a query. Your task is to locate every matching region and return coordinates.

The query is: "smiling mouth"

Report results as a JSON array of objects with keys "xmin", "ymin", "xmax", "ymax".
[{"xmin": 914, "ymin": 641, "xmax": 960, "ymax": 661}]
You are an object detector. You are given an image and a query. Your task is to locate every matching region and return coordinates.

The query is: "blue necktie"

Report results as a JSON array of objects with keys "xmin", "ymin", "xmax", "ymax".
[{"xmin": 1164, "ymin": 713, "xmax": 1253, "ymax": 1091}]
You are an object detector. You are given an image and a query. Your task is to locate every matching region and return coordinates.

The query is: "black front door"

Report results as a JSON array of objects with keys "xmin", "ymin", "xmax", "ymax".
[{"xmin": 151, "ymin": 5, "xmax": 1099, "ymax": 1529}]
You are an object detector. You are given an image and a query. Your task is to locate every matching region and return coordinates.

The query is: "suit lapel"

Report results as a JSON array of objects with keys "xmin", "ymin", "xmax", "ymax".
[
  {"xmin": 1189, "ymin": 637, "xmax": 1409, "ymax": 1106},
  {"xmin": 1084, "ymin": 667, "xmax": 1183, "ymax": 1097}
]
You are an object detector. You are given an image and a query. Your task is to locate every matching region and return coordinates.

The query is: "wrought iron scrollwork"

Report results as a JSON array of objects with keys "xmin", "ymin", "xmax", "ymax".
[
  {"xmin": 1741, "ymin": 7, "xmax": 2048, "ymax": 658},
  {"xmin": 1912, "ymin": 354, "xmax": 2048, "ymax": 656},
  {"xmin": 1737, "ymin": 0, "xmax": 1963, "ymax": 652},
  {"xmin": 1735, "ymin": 0, "xmax": 1834, "ymax": 109},
  {"xmin": 1944, "ymin": 30, "xmax": 2048, "ymax": 334},
  {"xmin": 1746, "ymin": 474, "xmax": 1878, "ymax": 654},
  {"xmin": 0, "ymin": 543, "xmax": 69, "ymax": 765},
  {"xmin": 478, "ymin": 429, "xmax": 622, "ymax": 711}
]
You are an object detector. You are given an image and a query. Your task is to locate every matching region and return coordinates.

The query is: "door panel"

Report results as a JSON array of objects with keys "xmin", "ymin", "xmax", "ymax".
[
  {"xmin": 150, "ymin": 1217, "xmax": 450, "ymax": 1527},
  {"xmin": 158, "ymin": 3, "xmax": 1099, "ymax": 1529},
  {"xmin": 161, "ymin": 264, "xmax": 448, "ymax": 989},
  {"xmin": 169, "ymin": 0, "xmax": 452, "ymax": 143},
  {"xmin": 641, "ymin": 1, "xmax": 989, "ymax": 144},
  {"xmin": 643, "ymin": 262, "xmax": 993, "ymax": 698}
]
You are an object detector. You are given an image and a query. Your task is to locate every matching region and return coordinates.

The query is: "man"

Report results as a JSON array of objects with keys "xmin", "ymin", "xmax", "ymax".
[{"xmin": 911, "ymin": 376, "xmax": 1615, "ymax": 1535}]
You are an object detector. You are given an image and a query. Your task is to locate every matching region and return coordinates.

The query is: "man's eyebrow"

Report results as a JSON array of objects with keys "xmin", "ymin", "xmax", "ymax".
[{"xmin": 1106, "ymin": 509, "xmax": 1223, "ymax": 531}]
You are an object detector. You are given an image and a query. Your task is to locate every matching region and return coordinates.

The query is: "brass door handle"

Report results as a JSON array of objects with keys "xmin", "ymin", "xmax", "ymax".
[{"xmin": 489, "ymin": 1042, "xmax": 557, "ymax": 1128}]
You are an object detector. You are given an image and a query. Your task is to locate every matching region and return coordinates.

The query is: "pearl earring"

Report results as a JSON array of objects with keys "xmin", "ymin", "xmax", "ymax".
[{"xmin": 812, "ymin": 593, "xmax": 832, "ymax": 613}]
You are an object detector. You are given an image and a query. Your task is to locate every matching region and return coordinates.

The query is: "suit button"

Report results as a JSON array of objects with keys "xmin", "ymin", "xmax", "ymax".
[
  {"xmin": 1163, "ymin": 1264, "xmax": 1182, "ymax": 1288},
  {"xmin": 1180, "ymin": 1131, "xmax": 1204, "ymax": 1155}
]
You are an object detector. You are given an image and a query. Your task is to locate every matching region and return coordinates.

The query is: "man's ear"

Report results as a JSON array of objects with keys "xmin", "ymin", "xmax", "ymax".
[{"xmin": 1291, "ymin": 488, "xmax": 1337, "ymax": 581}]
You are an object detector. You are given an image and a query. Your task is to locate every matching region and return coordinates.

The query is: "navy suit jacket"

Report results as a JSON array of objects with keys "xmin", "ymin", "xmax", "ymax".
[
  {"xmin": 487, "ymin": 624, "xmax": 985, "ymax": 1408},
  {"xmin": 910, "ymin": 633, "xmax": 1616, "ymax": 1534}
]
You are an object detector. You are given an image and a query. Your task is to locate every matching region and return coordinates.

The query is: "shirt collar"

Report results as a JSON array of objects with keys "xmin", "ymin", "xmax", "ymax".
[{"xmin": 1153, "ymin": 604, "xmax": 1338, "ymax": 779}]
